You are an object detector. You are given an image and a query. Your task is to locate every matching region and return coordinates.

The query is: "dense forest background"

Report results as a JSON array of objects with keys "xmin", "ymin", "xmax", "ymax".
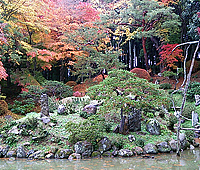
[{"xmin": 0, "ymin": 0, "xmax": 199, "ymax": 91}]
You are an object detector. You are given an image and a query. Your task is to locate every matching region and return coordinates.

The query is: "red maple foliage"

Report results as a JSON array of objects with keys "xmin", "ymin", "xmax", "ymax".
[
  {"xmin": 158, "ymin": 43, "xmax": 184, "ymax": 71},
  {"xmin": 197, "ymin": 12, "xmax": 200, "ymax": 36}
]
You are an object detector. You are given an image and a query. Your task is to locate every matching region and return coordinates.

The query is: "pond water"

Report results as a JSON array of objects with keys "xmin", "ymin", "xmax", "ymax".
[{"xmin": 0, "ymin": 149, "xmax": 200, "ymax": 170}]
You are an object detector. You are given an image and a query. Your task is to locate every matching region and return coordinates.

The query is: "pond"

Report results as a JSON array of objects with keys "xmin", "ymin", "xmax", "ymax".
[{"xmin": 0, "ymin": 149, "xmax": 200, "ymax": 170}]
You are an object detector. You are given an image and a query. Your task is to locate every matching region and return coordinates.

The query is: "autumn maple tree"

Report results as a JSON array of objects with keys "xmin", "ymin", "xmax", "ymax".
[{"xmin": 158, "ymin": 43, "xmax": 184, "ymax": 71}]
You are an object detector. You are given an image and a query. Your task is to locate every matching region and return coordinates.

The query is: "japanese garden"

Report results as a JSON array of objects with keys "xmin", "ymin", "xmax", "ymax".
[{"xmin": 0, "ymin": 0, "xmax": 200, "ymax": 169}]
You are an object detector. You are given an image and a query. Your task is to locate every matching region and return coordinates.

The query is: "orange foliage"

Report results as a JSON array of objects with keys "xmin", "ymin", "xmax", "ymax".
[
  {"xmin": 130, "ymin": 68, "xmax": 151, "ymax": 81},
  {"xmin": 158, "ymin": 43, "xmax": 184, "ymax": 71},
  {"xmin": 93, "ymin": 74, "xmax": 108, "ymax": 83}
]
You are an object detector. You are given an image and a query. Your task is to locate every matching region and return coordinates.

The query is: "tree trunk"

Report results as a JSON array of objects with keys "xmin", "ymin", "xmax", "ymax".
[
  {"xmin": 129, "ymin": 40, "xmax": 132, "ymax": 70},
  {"xmin": 142, "ymin": 37, "xmax": 149, "ymax": 70},
  {"xmin": 176, "ymin": 40, "xmax": 200, "ymax": 156}
]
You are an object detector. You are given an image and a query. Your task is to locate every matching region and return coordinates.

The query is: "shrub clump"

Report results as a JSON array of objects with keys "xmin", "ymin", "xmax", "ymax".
[
  {"xmin": 159, "ymin": 83, "xmax": 172, "ymax": 89},
  {"xmin": 42, "ymin": 80, "xmax": 73, "ymax": 98},
  {"xmin": 130, "ymin": 68, "xmax": 151, "ymax": 81},
  {"xmin": 0, "ymin": 100, "xmax": 8, "ymax": 115},
  {"xmin": 187, "ymin": 81, "xmax": 200, "ymax": 102},
  {"xmin": 65, "ymin": 115, "xmax": 106, "ymax": 145}
]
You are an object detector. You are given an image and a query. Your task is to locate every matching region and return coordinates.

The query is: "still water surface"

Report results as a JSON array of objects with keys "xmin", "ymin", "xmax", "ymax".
[{"xmin": 0, "ymin": 149, "xmax": 200, "ymax": 170}]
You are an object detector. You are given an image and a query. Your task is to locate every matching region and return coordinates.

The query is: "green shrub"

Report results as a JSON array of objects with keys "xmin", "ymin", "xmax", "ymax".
[
  {"xmin": 48, "ymin": 96, "xmax": 62, "ymax": 113},
  {"xmin": 111, "ymin": 136, "xmax": 125, "ymax": 149},
  {"xmin": 65, "ymin": 115, "xmax": 105, "ymax": 145},
  {"xmin": 42, "ymin": 80, "xmax": 73, "ymax": 98},
  {"xmin": 9, "ymin": 100, "xmax": 35, "ymax": 114},
  {"xmin": 34, "ymin": 71, "xmax": 46, "ymax": 84},
  {"xmin": 187, "ymin": 81, "xmax": 200, "ymax": 102},
  {"xmin": 182, "ymin": 103, "xmax": 196, "ymax": 119},
  {"xmin": 166, "ymin": 113, "xmax": 178, "ymax": 130},
  {"xmin": 185, "ymin": 130, "xmax": 194, "ymax": 143},
  {"xmin": 135, "ymin": 138, "xmax": 145, "ymax": 147},
  {"xmin": 159, "ymin": 83, "xmax": 172, "ymax": 89},
  {"xmin": 87, "ymin": 69, "xmax": 169, "ymax": 117}
]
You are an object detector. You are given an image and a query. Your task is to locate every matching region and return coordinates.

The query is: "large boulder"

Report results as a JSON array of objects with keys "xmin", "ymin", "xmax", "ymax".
[
  {"xmin": 180, "ymin": 133, "xmax": 189, "ymax": 150},
  {"xmin": 156, "ymin": 142, "xmax": 171, "ymax": 153},
  {"xmin": 118, "ymin": 149, "xmax": 133, "ymax": 157},
  {"xmin": 74, "ymin": 141, "xmax": 93, "ymax": 158},
  {"xmin": 17, "ymin": 146, "xmax": 26, "ymax": 158},
  {"xmin": 169, "ymin": 139, "xmax": 177, "ymax": 151},
  {"xmin": 55, "ymin": 149, "xmax": 73, "ymax": 159},
  {"xmin": 28, "ymin": 150, "xmax": 45, "ymax": 160},
  {"xmin": 82, "ymin": 104, "xmax": 97, "ymax": 115},
  {"xmin": 128, "ymin": 108, "xmax": 141, "ymax": 132},
  {"xmin": 132, "ymin": 146, "xmax": 143, "ymax": 155},
  {"xmin": 146, "ymin": 119, "xmax": 161, "ymax": 135},
  {"xmin": 68, "ymin": 153, "xmax": 81, "ymax": 160},
  {"xmin": 143, "ymin": 143, "xmax": 158, "ymax": 154},
  {"xmin": 97, "ymin": 137, "xmax": 112, "ymax": 154},
  {"xmin": 57, "ymin": 104, "xmax": 66, "ymax": 114},
  {"xmin": 0, "ymin": 145, "xmax": 10, "ymax": 158},
  {"xmin": 195, "ymin": 95, "xmax": 200, "ymax": 106},
  {"xmin": 6, "ymin": 150, "xmax": 16, "ymax": 158},
  {"xmin": 40, "ymin": 94, "xmax": 49, "ymax": 117}
]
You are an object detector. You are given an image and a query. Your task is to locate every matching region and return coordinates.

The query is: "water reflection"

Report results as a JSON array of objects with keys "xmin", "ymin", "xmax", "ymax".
[{"xmin": 0, "ymin": 149, "xmax": 200, "ymax": 170}]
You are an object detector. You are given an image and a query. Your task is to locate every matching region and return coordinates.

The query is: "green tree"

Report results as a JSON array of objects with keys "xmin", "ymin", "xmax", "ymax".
[
  {"xmin": 87, "ymin": 69, "xmax": 169, "ymax": 133},
  {"xmin": 103, "ymin": 0, "xmax": 180, "ymax": 70}
]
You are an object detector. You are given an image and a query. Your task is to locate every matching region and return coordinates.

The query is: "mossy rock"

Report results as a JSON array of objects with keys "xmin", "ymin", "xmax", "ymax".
[{"xmin": 0, "ymin": 100, "xmax": 8, "ymax": 116}]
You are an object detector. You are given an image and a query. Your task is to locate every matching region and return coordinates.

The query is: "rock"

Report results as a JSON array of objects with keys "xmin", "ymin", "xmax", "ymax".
[
  {"xmin": 112, "ymin": 150, "xmax": 118, "ymax": 157},
  {"xmin": 156, "ymin": 142, "xmax": 171, "ymax": 153},
  {"xmin": 180, "ymin": 133, "xmax": 189, "ymax": 150},
  {"xmin": 9, "ymin": 157, "xmax": 16, "ymax": 161},
  {"xmin": 190, "ymin": 145, "xmax": 195, "ymax": 150},
  {"xmin": 195, "ymin": 95, "xmax": 200, "ymax": 106},
  {"xmin": 91, "ymin": 151, "xmax": 101, "ymax": 158},
  {"xmin": 68, "ymin": 153, "xmax": 81, "ymax": 160},
  {"xmin": 128, "ymin": 135, "xmax": 136, "ymax": 142},
  {"xmin": 17, "ymin": 146, "xmax": 26, "ymax": 158},
  {"xmin": 40, "ymin": 116, "xmax": 50, "ymax": 124},
  {"xmin": 55, "ymin": 149, "xmax": 73, "ymax": 159},
  {"xmin": 192, "ymin": 111, "xmax": 199, "ymax": 127},
  {"xmin": 6, "ymin": 151, "xmax": 16, "ymax": 158},
  {"xmin": 49, "ymin": 123, "xmax": 56, "ymax": 127},
  {"xmin": 8, "ymin": 126, "xmax": 21, "ymax": 135},
  {"xmin": 113, "ymin": 125, "xmax": 119, "ymax": 133},
  {"xmin": 97, "ymin": 137, "xmax": 112, "ymax": 154},
  {"xmin": 26, "ymin": 149, "xmax": 35, "ymax": 158},
  {"xmin": 169, "ymin": 139, "xmax": 177, "ymax": 151},
  {"xmin": 57, "ymin": 104, "xmax": 66, "ymax": 114},
  {"xmin": 45, "ymin": 153, "xmax": 54, "ymax": 159},
  {"xmin": 82, "ymin": 104, "xmax": 97, "ymax": 114},
  {"xmin": 28, "ymin": 150, "xmax": 44, "ymax": 159},
  {"xmin": 49, "ymin": 147, "xmax": 58, "ymax": 154},
  {"xmin": 74, "ymin": 141, "xmax": 93, "ymax": 158},
  {"xmin": 143, "ymin": 143, "xmax": 158, "ymax": 154},
  {"xmin": 118, "ymin": 149, "xmax": 133, "ymax": 157},
  {"xmin": 60, "ymin": 97, "xmax": 73, "ymax": 104},
  {"xmin": 146, "ymin": 119, "xmax": 161, "ymax": 135},
  {"xmin": 128, "ymin": 108, "xmax": 141, "ymax": 132},
  {"xmin": 102, "ymin": 151, "xmax": 112, "ymax": 157},
  {"xmin": 132, "ymin": 146, "xmax": 143, "ymax": 155},
  {"xmin": 0, "ymin": 145, "xmax": 10, "ymax": 158},
  {"xmin": 23, "ymin": 142, "xmax": 30, "ymax": 147},
  {"xmin": 40, "ymin": 94, "xmax": 49, "ymax": 117}
]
